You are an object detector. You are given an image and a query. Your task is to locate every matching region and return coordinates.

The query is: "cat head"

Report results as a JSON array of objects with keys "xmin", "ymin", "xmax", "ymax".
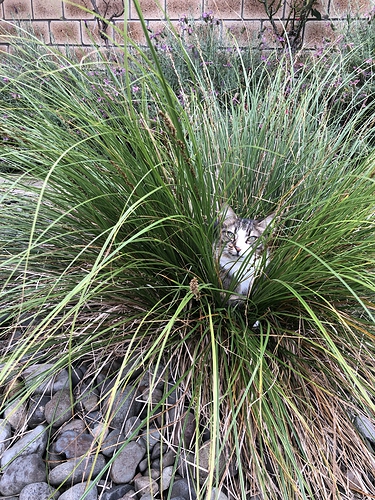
[{"xmin": 217, "ymin": 205, "xmax": 274, "ymax": 259}]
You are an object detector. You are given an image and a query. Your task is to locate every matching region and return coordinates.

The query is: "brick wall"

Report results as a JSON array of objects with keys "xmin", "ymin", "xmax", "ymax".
[{"xmin": 0, "ymin": 0, "xmax": 373, "ymax": 53}]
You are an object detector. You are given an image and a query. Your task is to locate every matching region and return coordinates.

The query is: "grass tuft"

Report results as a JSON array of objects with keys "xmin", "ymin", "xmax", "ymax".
[{"xmin": 0, "ymin": 6, "xmax": 375, "ymax": 499}]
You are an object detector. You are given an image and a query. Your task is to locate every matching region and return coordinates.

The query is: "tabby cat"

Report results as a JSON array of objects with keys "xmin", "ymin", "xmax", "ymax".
[{"xmin": 215, "ymin": 205, "xmax": 274, "ymax": 302}]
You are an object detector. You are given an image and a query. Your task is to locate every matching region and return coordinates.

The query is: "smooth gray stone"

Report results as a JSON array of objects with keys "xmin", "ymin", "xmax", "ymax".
[
  {"xmin": 124, "ymin": 416, "xmax": 140, "ymax": 440},
  {"xmin": 59, "ymin": 482, "xmax": 97, "ymax": 500},
  {"xmin": 1, "ymin": 424, "xmax": 48, "ymax": 468},
  {"xmin": 170, "ymin": 479, "xmax": 196, "ymax": 500},
  {"xmin": 195, "ymin": 441, "xmax": 226, "ymax": 486},
  {"xmin": 144, "ymin": 426, "xmax": 161, "ymax": 450},
  {"xmin": 138, "ymin": 457, "xmax": 149, "ymax": 473},
  {"xmin": 46, "ymin": 441, "xmax": 66, "ymax": 469},
  {"xmin": 55, "ymin": 429, "xmax": 94, "ymax": 458},
  {"xmin": 19, "ymin": 481, "xmax": 60, "ymax": 500},
  {"xmin": 161, "ymin": 448, "xmax": 177, "ymax": 468},
  {"xmin": 75, "ymin": 379, "xmax": 99, "ymax": 413},
  {"xmin": 27, "ymin": 394, "xmax": 51, "ymax": 428},
  {"xmin": 134, "ymin": 476, "xmax": 159, "ymax": 497},
  {"xmin": 0, "ymin": 419, "xmax": 12, "ymax": 456},
  {"xmin": 3, "ymin": 398, "xmax": 28, "ymax": 430},
  {"xmin": 44, "ymin": 390, "xmax": 72, "ymax": 427},
  {"xmin": 100, "ymin": 429, "xmax": 123, "ymax": 457},
  {"xmin": 210, "ymin": 488, "xmax": 229, "ymax": 500},
  {"xmin": 102, "ymin": 385, "xmax": 138, "ymax": 429},
  {"xmin": 100, "ymin": 484, "xmax": 133, "ymax": 500},
  {"xmin": 110, "ymin": 441, "xmax": 145, "ymax": 484},
  {"xmin": 23, "ymin": 364, "xmax": 69, "ymax": 394},
  {"xmin": 0, "ymin": 454, "xmax": 46, "ymax": 496},
  {"xmin": 48, "ymin": 454, "xmax": 106, "ymax": 486},
  {"xmin": 59, "ymin": 419, "xmax": 86, "ymax": 435},
  {"xmin": 137, "ymin": 387, "xmax": 163, "ymax": 405},
  {"xmin": 138, "ymin": 364, "xmax": 166, "ymax": 391},
  {"xmin": 161, "ymin": 465, "xmax": 174, "ymax": 490}
]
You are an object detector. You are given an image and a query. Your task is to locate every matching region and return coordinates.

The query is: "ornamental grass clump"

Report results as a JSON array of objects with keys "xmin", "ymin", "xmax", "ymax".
[{"xmin": 0, "ymin": 6, "xmax": 375, "ymax": 499}]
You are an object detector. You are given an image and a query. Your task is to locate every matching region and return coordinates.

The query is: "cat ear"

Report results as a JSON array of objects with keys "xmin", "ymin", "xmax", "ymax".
[
  {"xmin": 219, "ymin": 204, "xmax": 237, "ymax": 224},
  {"xmin": 256, "ymin": 213, "xmax": 275, "ymax": 231}
]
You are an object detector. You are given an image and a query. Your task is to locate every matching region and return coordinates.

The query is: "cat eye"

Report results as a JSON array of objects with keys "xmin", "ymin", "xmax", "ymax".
[
  {"xmin": 224, "ymin": 231, "xmax": 235, "ymax": 241},
  {"xmin": 246, "ymin": 235, "xmax": 258, "ymax": 243}
]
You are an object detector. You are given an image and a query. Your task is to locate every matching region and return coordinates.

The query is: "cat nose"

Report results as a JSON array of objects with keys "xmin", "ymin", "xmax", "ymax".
[{"xmin": 235, "ymin": 246, "xmax": 241, "ymax": 255}]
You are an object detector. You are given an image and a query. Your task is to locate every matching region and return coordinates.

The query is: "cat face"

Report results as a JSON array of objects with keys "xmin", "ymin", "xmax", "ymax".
[
  {"xmin": 215, "ymin": 206, "xmax": 274, "ymax": 299},
  {"xmin": 218, "ymin": 206, "xmax": 274, "ymax": 261}
]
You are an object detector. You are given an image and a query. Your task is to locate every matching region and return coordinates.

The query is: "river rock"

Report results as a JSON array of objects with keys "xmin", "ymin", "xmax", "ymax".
[
  {"xmin": 170, "ymin": 479, "xmax": 195, "ymax": 500},
  {"xmin": 60, "ymin": 418, "xmax": 86, "ymax": 435},
  {"xmin": 161, "ymin": 465, "xmax": 174, "ymax": 490},
  {"xmin": 110, "ymin": 441, "xmax": 145, "ymax": 484},
  {"xmin": 138, "ymin": 365, "xmax": 166, "ymax": 391},
  {"xmin": 19, "ymin": 482, "xmax": 60, "ymax": 500},
  {"xmin": 100, "ymin": 484, "xmax": 133, "ymax": 500},
  {"xmin": 117, "ymin": 490, "xmax": 136, "ymax": 500},
  {"xmin": 45, "ymin": 389, "xmax": 72, "ymax": 427},
  {"xmin": 181, "ymin": 412, "xmax": 195, "ymax": 447},
  {"xmin": 137, "ymin": 387, "xmax": 163, "ymax": 406},
  {"xmin": 100, "ymin": 429, "xmax": 123, "ymax": 457},
  {"xmin": 22, "ymin": 364, "xmax": 69, "ymax": 394},
  {"xmin": 46, "ymin": 441, "xmax": 66, "ymax": 469},
  {"xmin": 3, "ymin": 398, "xmax": 28, "ymax": 430},
  {"xmin": 160, "ymin": 465, "xmax": 174, "ymax": 491},
  {"xmin": 59, "ymin": 482, "xmax": 97, "ymax": 500},
  {"xmin": 138, "ymin": 457, "xmax": 149, "ymax": 473},
  {"xmin": 161, "ymin": 449, "xmax": 177, "ymax": 468},
  {"xmin": 124, "ymin": 416, "xmax": 140, "ymax": 439},
  {"xmin": 55, "ymin": 429, "xmax": 94, "ymax": 458},
  {"xmin": 134, "ymin": 475, "xmax": 159, "ymax": 497},
  {"xmin": 151, "ymin": 442, "xmax": 165, "ymax": 460},
  {"xmin": 85, "ymin": 411, "xmax": 103, "ymax": 428},
  {"xmin": 210, "ymin": 488, "xmax": 229, "ymax": 500},
  {"xmin": 0, "ymin": 419, "xmax": 11, "ymax": 456},
  {"xmin": 0, "ymin": 453, "xmax": 46, "ymax": 496},
  {"xmin": 144, "ymin": 425, "xmax": 161, "ymax": 450},
  {"xmin": 195, "ymin": 442, "xmax": 226, "ymax": 485},
  {"xmin": 75, "ymin": 379, "xmax": 99, "ymax": 413},
  {"xmin": 139, "ymin": 494, "xmax": 153, "ymax": 500},
  {"xmin": 48, "ymin": 454, "xmax": 106, "ymax": 486},
  {"xmin": 1, "ymin": 424, "xmax": 48, "ymax": 467},
  {"xmin": 27, "ymin": 395, "xmax": 50, "ymax": 428},
  {"xmin": 102, "ymin": 385, "xmax": 138, "ymax": 429},
  {"xmin": 90, "ymin": 422, "xmax": 109, "ymax": 443}
]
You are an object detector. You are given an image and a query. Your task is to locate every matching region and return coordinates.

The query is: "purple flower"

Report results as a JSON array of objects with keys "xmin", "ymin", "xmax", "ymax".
[{"xmin": 202, "ymin": 11, "xmax": 213, "ymax": 22}]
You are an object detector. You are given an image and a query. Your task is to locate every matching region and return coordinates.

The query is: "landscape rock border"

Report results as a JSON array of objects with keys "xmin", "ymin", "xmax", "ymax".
[{"xmin": 0, "ymin": 362, "xmax": 234, "ymax": 500}]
